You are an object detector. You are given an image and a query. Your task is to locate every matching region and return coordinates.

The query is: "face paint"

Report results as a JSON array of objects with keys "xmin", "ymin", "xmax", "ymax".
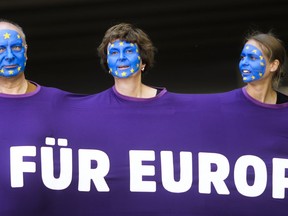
[
  {"xmin": 0, "ymin": 29, "xmax": 26, "ymax": 77},
  {"xmin": 239, "ymin": 44, "xmax": 266, "ymax": 83},
  {"xmin": 107, "ymin": 40, "xmax": 141, "ymax": 78}
]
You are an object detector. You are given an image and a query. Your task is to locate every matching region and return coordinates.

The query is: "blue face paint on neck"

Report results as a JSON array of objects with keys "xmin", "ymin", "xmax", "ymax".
[
  {"xmin": 0, "ymin": 29, "xmax": 26, "ymax": 77},
  {"xmin": 239, "ymin": 44, "xmax": 266, "ymax": 83},
  {"xmin": 107, "ymin": 40, "xmax": 141, "ymax": 78}
]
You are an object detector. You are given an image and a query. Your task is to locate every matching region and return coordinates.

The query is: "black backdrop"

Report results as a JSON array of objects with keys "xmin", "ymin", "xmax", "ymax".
[{"xmin": 1, "ymin": 0, "xmax": 287, "ymax": 94}]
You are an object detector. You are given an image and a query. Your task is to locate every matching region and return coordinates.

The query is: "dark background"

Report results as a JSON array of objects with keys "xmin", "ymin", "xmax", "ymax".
[{"xmin": 1, "ymin": 0, "xmax": 287, "ymax": 94}]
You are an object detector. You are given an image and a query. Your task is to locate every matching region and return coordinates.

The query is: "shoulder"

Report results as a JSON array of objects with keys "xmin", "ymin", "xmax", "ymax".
[{"xmin": 276, "ymin": 91, "xmax": 288, "ymax": 104}]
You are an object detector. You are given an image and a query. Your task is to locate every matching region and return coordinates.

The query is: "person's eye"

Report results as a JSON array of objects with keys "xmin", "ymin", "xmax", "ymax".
[
  {"xmin": 240, "ymin": 55, "xmax": 244, "ymax": 60},
  {"xmin": 126, "ymin": 49, "xmax": 133, "ymax": 54},
  {"xmin": 248, "ymin": 55, "xmax": 259, "ymax": 61},
  {"xmin": 110, "ymin": 50, "xmax": 118, "ymax": 55},
  {"xmin": 0, "ymin": 47, "xmax": 5, "ymax": 53},
  {"xmin": 12, "ymin": 45, "xmax": 22, "ymax": 51}
]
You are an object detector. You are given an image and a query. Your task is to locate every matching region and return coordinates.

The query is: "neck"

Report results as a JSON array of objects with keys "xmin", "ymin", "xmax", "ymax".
[
  {"xmin": 114, "ymin": 73, "xmax": 156, "ymax": 98},
  {"xmin": 0, "ymin": 73, "xmax": 29, "ymax": 95},
  {"xmin": 245, "ymin": 81, "xmax": 277, "ymax": 104}
]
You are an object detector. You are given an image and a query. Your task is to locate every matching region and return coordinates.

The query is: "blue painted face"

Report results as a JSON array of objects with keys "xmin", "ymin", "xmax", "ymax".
[
  {"xmin": 0, "ymin": 29, "xmax": 26, "ymax": 77},
  {"xmin": 107, "ymin": 40, "xmax": 141, "ymax": 78},
  {"xmin": 239, "ymin": 44, "xmax": 266, "ymax": 83}
]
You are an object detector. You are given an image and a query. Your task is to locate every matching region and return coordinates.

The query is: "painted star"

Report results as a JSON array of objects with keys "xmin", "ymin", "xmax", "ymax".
[
  {"xmin": 3, "ymin": 32, "xmax": 10, "ymax": 39},
  {"xmin": 121, "ymin": 72, "xmax": 127, "ymax": 76},
  {"xmin": 0, "ymin": 69, "xmax": 4, "ymax": 73},
  {"xmin": 252, "ymin": 76, "xmax": 255, "ymax": 80},
  {"xmin": 130, "ymin": 68, "xmax": 134, "ymax": 73},
  {"xmin": 119, "ymin": 41, "xmax": 124, "ymax": 46},
  {"xmin": 260, "ymin": 62, "xmax": 265, "ymax": 66},
  {"xmin": 252, "ymin": 49, "xmax": 257, "ymax": 54},
  {"xmin": 18, "ymin": 66, "xmax": 21, "ymax": 71},
  {"xmin": 8, "ymin": 70, "xmax": 14, "ymax": 75}
]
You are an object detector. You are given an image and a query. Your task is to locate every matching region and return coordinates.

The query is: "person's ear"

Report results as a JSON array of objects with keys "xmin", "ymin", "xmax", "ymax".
[
  {"xmin": 25, "ymin": 44, "xmax": 28, "ymax": 60},
  {"xmin": 269, "ymin": 59, "xmax": 279, "ymax": 73}
]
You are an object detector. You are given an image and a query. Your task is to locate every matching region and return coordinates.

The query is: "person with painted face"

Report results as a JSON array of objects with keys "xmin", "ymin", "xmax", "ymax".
[
  {"xmin": 98, "ymin": 23, "xmax": 162, "ymax": 98},
  {"xmin": 239, "ymin": 31, "xmax": 288, "ymax": 104},
  {"xmin": 0, "ymin": 19, "xmax": 37, "ymax": 94},
  {"xmin": 0, "ymin": 19, "xmax": 79, "ymax": 215}
]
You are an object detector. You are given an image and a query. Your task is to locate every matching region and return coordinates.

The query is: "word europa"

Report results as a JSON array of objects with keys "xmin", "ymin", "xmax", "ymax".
[{"xmin": 10, "ymin": 137, "xmax": 288, "ymax": 199}]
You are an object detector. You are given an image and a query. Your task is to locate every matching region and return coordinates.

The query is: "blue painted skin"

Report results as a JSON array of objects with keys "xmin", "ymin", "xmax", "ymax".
[
  {"xmin": 107, "ymin": 40, "xmax": 141, "ymax": 78},
  {"xmin": 239, "ymin": 44, "xmax": 266, "ymax": 83},
  {"xmin": 0, "ymin": 29, "xmax": 26, "ymax": 77}
]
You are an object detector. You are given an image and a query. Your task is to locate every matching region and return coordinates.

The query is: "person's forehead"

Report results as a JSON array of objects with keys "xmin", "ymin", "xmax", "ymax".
[
  {"xmin": 108, "ymin": 40, "xmax": 136, "ymax": 48},
  {"xmin": 245, "ymin": 39, "xmax": 262, "ymax": 52},
  {"xmin": 0, "ymin": 23, "xmax": 26, "ymax": 44},
  {"xmin": 0, "ymin": 23, "xmax": 22, "ymax": 36}
]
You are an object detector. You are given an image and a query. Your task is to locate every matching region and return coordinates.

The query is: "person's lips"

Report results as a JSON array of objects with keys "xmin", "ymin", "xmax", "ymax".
[
  {"xmin": 242, "ymin": 69, "xmax": 250, "ymax": 74},
  {"xmin": 3, "ymin": 65, "xmax": 17, "ymax": 69},
  {"xmin": 118, "ymin": 66, "xmax": 129, "ymax": 70}
]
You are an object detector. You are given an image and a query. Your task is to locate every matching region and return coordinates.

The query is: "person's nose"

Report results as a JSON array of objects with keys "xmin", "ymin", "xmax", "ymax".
[
  {"xmin": 241, "ymin": 57, "xmax": 249, "ymax": 65},
  {"xmin": 119, "ymin": 51, "xmax": 126, "ymax": 60},
  {"xmin": 5, "ymin": 47, "xmax": 15, "ymax": 61},
  {"xmin": 239, "ymin": 57, "xmax": 248, "ymax": 66}
]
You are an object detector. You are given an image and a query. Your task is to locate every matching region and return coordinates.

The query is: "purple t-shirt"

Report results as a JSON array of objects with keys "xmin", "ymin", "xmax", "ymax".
[
  {"xmin": 2, "ymin": 86, "xmax": 288, "ymax": 215},
  {"xmin": 0, "ymin": 84, "xmax": 72, "ymax": 215}
]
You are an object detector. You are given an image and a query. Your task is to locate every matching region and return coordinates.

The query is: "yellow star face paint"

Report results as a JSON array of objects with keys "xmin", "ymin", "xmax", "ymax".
[
  {"xmin": 107, "ymin": 40, "xmax": 141, "ymax": 78},
  {"xmin": 0, "ymin": 29, "xmax": 26, "ymax": 77},
  {"xmin": 239, "ymin": 44, "xmax": 266, "ymax": 83}
]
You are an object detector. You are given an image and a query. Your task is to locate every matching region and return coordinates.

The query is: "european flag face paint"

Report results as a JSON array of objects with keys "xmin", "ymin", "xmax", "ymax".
[
  {"xmin": 0, "ymin": 29, "xmax": 26, "ymax": 77},
  {"xmin": 239, "ymin": 44, "xmax": 266, "ymax": 83},
  {"xmin": 107, "ymin": 40, "xmax": 141, "ymax": 78}
]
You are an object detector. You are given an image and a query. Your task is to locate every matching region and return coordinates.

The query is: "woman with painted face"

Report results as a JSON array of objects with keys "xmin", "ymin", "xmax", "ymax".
[
  {"xmin": 239, "ymin": 31, "xmax": 288, "ymax": 104},
  {"xmin": 97, "ymin": 23, "xmax": 163, "ymax": 98}
]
